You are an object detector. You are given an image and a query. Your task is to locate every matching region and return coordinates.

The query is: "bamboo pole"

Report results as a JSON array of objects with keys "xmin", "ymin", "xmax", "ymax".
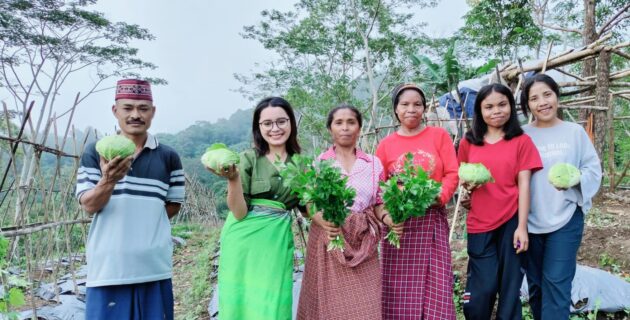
[
  {"xmin": 607, "ymin": 92, "xmax": 615, "ymax": 192},
  {"xmin": 501, "ymin": 34, "xmax": 621, "ymax": 81},
  {"xmin": 559, "ymin": 105, "xmax": 607, "ymax": 110},
  {"xmin": 585, "ymin": 68, "xmax": 630, "ymax": 81},
  {"xmin": 555, "ymin": 68, "xmax": 585, "ymax": 81},
  {"xmin": 541, "ymin": 41, "xmax": 554, "ymax": 73},
  {"xmin": 449, "ymin": 186, "xmax": 465, "ymax": 243}
]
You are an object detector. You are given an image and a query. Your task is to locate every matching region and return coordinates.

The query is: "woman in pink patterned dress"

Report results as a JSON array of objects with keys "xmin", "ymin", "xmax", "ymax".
[
  {"xmin": 297, "ymin": 104, "xmax": 389, "ymax": 320},
  {"xmin": 376, "ymin": 83, "xmax": 459, "ymax": 320}
]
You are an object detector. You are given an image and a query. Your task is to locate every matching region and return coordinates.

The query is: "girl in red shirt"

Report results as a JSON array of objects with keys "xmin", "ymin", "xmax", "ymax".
[{"xmin": 458, "ymin": 84, "xmax": 542, "ymax": 320}]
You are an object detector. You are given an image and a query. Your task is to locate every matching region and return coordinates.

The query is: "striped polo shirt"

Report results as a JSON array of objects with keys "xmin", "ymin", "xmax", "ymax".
[{"xmin": 76, "ymin": 134, "xmax": 185, "ymax": 287}]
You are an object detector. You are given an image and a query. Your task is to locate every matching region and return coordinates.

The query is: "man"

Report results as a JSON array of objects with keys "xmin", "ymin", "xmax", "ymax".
[{"xmin": 76, "ymin": 79, "xmax": 185, "ymax": 319}]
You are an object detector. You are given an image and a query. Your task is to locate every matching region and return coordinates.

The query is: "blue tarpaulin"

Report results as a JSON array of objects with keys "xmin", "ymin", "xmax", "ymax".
[{"xmin": 439, "ymin": 87, "xmax": 477, "ymax": 119}]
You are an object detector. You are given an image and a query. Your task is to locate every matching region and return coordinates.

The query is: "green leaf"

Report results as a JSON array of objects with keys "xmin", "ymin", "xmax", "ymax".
[
  {"xmin": 474, "ymin": 58, "xmax": 500, "ymax": 74},
  {"xmin": 411, "ymin": 54, "xmax": 442, "ymax": 80},
  {"xmin": 279, "ymin": 156, "xmax": 355, "ymax": 251},
  {"xmin": 381, "ymin": 152, "xmax": 442, "ymax": 230},
  {"xmin": 8, "ymin": 288, "xmax": 25, "ymax": 308}
]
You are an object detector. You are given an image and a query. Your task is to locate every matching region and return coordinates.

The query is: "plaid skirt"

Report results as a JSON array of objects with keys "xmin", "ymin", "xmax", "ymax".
[
  {"xmin": 381, "ymin": 206, "xmax": 456, "ymax": 320},
  {"xmin": 297, "ymin": 208, "xmax": 382, "ymax": 320}
]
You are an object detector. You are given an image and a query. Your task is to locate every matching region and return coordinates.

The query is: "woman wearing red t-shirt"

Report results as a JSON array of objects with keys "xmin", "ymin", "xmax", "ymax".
[
  {"xmin": 376, "ymin": 83, "xmax": 459, "ymax": 320},
  {"xmin": 458, "ymin": 84, "xmax": 542, "ymax": 320}
]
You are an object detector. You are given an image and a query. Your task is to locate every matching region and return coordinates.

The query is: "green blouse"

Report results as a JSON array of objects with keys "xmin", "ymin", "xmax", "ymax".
[{"xmin": 239, "ymin": 149, "xmax": 301, "ymax": 210}]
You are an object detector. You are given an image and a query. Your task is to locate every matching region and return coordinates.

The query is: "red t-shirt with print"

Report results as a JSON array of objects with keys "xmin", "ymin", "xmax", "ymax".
[
  {"xmin": 375, "ymin": 126, "xmax": 459, "ymax": 206},
  {"xmin": 457, "ymin": 134, "xmax": 542, "ymax": 233}
]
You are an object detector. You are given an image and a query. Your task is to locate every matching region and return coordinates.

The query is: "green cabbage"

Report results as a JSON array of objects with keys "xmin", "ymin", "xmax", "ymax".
[
  {"xmin": 95, "ymin": 135, "xmax": 135, "ymax": 161},
  {"xmin": 201, "ymin": 143, "xmax": 240, "ymax": 171},
  {"xmin": 548, "ymin": 163, "xmax": 581, "ymax": 189},
  {"xmin": 458, "ymin": 162, "xmax": 494, "ymax": 184}
]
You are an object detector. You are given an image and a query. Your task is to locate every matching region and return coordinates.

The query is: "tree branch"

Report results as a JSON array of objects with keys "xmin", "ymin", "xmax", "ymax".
[
  {"xmin": 366, "ymin": 0, "xmax": 381, "ymax": 37},
  {"xmin": 597, "ymin": 3, "xmax": 630, "ymax": 37},
  {"xmin": 612, "ymin": 49, "xmax": 630, "ymax": 60},
  {"xmin": 600, "ymin": 14, "xmax": 629, "ymax": 37},
  {"xmin": 0, "ymin": 218, "xmax": 91, "ymax": 237},
  {"xmin": 537, "ymin": 21, "xmax": 581, "ymax": 34}
]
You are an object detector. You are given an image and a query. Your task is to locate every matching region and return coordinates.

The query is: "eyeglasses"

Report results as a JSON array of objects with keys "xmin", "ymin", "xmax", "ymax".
[{"xmin": 259, "ymin": 118, "xmax": 290, "ymax": 130}]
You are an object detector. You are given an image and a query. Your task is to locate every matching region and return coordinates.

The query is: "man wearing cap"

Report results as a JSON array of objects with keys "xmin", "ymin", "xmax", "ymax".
[{"xmin": 76, "ymin": 79, "xmax": 185, "ymax": 319}]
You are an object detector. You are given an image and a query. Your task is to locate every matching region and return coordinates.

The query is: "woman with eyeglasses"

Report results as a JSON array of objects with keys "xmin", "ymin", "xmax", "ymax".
[
  {"xmin": 207, "ymin": 97, "xmax": 302, "ymax": 319},
  {"xmin": 375, "ymin": 83, "xmax": 459, "ymax": 319}
]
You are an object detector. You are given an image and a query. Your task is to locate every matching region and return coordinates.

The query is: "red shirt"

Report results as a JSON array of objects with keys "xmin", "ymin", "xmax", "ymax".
[
  {"xmin": 457, "ymin": 134, "xmax": 542, "ymax": 233},
  {"xmin": 375, "ymin": 126, "xmax": 459, "ymax": 206}
]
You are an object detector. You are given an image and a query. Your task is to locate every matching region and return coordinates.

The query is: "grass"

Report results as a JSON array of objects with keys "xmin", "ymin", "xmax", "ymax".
[{"xmin": 173, "ymin": 223, "xmax": 220, "ymax": 320}]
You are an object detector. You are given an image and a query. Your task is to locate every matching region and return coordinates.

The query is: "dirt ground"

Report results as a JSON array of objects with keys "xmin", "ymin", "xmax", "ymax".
[
  {"xmin": 579, "ymin": 195, "xmax": 630, "ymax": 273},
  {"xmin": 18, "ymin": 194, "xmax": 627, "ymax": 319},
  {"xmin": 169, "ymin": 194, "xmax": 629, "ymax": 319},
  {"xmin": 450, "ymin": 192, "xmax": 630, "ymax": 273},
  {"xmin": 449, "ymin": 190, "xmax": 630, "ymax": 319}
]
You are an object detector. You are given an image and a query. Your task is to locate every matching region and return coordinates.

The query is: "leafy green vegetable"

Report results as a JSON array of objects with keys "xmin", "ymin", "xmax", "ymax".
[
  {"xmin": 279, "ymin": 155, "xmax": 355, "ymax": 252},
  {"xmin": 95, "ymin": 135, "xmax": 135, "ymax": 161},
  {"xmin": 459, "ymin": 162, "xmax": 494, "ymax": 184},
  {"xmin": 380, "ymin": 153, "xmax": 442, "ymax": 248},
  {"xmin": 6, "ymin": 289, "xmax": 24, "ymax": 309},
  {"xmin": 548, "ymin": 163, "xmax": 581, "ymax": 189},
  {"xmin": 200, "ymin": 143, "xmax": 240, "ymax": 172},
  {"xmin": 0, "ymin": 235, "xmax": 27, "ymax": 319},
  {"xmin": 0, "ymin": 236, "xmax": 8, "ymax": 264}
]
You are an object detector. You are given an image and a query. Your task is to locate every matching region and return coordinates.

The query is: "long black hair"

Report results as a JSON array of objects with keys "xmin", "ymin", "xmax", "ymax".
[
  {"xmin": 520, "ymin": 73, "xmax": 561, "ymax": 117},
  {"xmin": 252, "ymin": 97, "xmax": 301, "ymax": 156},
  {"xmin": 326, "ymin": 104, "xmax": 363, "ymax": 129},
  {"xmin": 465, "ymin": 83, "xmax": 523, "ymax": 146}
]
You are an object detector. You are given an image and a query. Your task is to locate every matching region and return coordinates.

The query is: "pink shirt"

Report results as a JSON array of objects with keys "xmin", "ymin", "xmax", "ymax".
[{"xmin": 318, "ymin": 147, "xmax": 384, "ymax": 213}]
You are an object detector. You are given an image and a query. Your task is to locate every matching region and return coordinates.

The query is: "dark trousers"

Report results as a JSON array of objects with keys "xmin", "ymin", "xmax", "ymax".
[
  {"xmin": 86, "ymin": 278, "xmax": 174, "ymax": 320},
  {"xmin": 526, "ymin": 207, "xmax": 584, "ymax": 320},
  {"xmin": 464, "ymin": 214, "xmax": 523, "ymax": 320}
]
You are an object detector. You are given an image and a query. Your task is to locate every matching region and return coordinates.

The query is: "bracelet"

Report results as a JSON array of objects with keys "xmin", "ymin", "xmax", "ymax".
[{"xmin": 380, "ymin": 213, "xmax": 389, "ymax": 224}]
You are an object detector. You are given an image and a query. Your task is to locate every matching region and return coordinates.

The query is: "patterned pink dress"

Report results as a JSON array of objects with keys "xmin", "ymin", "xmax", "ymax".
[{"xmin": 297, "ymin": 147, "xmax": 385, "ymax": 320}]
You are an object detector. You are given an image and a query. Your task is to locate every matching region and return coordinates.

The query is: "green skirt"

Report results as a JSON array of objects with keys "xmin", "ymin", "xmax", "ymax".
[{"xmin": 218, "ymin": 199, "xmax": 294, "ymax": 320}]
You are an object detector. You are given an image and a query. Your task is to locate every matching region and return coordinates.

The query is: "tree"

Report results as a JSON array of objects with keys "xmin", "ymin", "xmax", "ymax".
[
  {"xmin": 155, "ymin": 108, "xmax": 253, "ymax": 215},
  {"xmin": 530, "ymin": 0, "xmax": 629, "ymax": 118},
  {"xmin": 410, "ymin": 39, "xmax": 499, "ymax": 95},
  {"xmin": 0, "ymin": 111, "xmax": 21, "ymax": 159},
  {"xmin": 236, "ymin": 0, "xmax": 437, "ymax": 150},
  {"xmin": 0, "ymin": 0, "xmax": 162, "ymax": 226},
  {"xmin": 461, "ymin": 0, "xmax": 543, "ymax": 62},
  {"xmin": 529, "ymin": 0, "xmax": 630, "ymax": 188},
  {"xmin": 530, "ymin": 0, "xmax": 629, "ymax": 44}
]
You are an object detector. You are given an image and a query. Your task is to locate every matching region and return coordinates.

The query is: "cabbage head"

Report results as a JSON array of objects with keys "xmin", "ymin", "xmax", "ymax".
[
  {"xmin": 548, "ymin": 163, "xmax": 581, "ymax": 189},
  {"xmin": 201, "ymin": 143, "xmax": 240, "ymax": 171},
  {"xmin": 95, "ymin": 135, "xmax": 135, "ymax": 161},
  {"xmin": 458, "ymin": 162, "xmax": 494, "ymax": 184}
]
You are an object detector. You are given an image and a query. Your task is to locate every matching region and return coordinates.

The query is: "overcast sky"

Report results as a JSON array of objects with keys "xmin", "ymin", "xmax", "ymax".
[{"xmin": 44, "ymin": 0, "xmax": 469, "ymax": 135}]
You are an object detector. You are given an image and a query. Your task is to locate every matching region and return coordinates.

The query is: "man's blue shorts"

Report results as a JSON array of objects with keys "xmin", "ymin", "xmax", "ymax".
[{"xmin": 85, "ymin": 278, "xmax": 173, "ymax": 320}]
